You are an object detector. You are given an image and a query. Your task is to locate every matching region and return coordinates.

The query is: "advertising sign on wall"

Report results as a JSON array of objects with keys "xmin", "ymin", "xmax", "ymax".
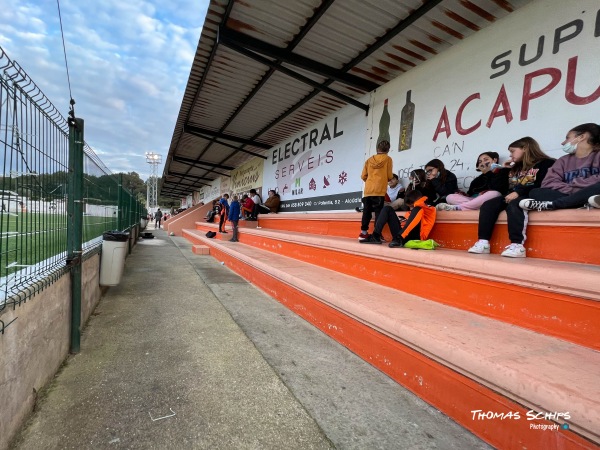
[
  {"xmin": 368, "ymin": 0, "xmax": 600, "ymax": 190},
  {"xmin": 202, "ymin": 177, "xmax": 221, "ymax": 203},
  {"xmin": 262, "ymin": 106, "xmax": 368, "ymax": 212},
  {"xmin": 230, "ymin": 158, "xmax": 264, "ymax": 195}
]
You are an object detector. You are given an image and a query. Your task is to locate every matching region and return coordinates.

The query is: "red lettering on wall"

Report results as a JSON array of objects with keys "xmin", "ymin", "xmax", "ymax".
[
  {"xmin": 433, "ymin": 106, "xmax": 451, "ymax": 141},
  {"xmin": 565, "ymin": 56, "xmax": 600, "ymax": 105},
  {"xmin": 521, "ymin": 68, "xmax": 561, "ymax": 120},
  {"xmin": 456, "ymin": 93, "xmax": 481, "ymax": 135},
  {"xmin": 487, "ymin": 84, "xmax": 514, "ymax": 128}
]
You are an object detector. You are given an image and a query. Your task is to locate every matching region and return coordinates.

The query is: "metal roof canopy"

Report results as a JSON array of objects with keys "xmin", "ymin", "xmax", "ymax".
[{"xmin": 162, "ymin": 0, "xmax": 532, "ymax": 197}]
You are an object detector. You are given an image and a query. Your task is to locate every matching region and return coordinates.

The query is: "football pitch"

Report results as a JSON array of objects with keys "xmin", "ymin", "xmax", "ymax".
[{"xmin": 0, "ymin": 212, "xmax": 118, "ymax": 278}]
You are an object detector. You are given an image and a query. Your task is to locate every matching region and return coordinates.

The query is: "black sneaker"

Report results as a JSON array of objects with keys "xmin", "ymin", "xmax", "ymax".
[
  {"xmin": 389, "ymin": 237, "xmax": 404, "ymax": 248},
  {"xmin": 519, "ymin": 199, "xmax": 554, "ymax": 211},
  {"xmin": 360, "ymin": 234, "xmax": 382, "ymax": 244},
  {"xmin": 355, "ymin": 207, "xmax": 363, "ymax": 213},
  {"xmin": 220, "ymin": 230, "xmax": 228, "ymax": 234}
]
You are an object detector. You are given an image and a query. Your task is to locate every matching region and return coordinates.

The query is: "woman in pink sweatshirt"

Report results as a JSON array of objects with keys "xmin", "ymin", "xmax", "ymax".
[{"xmin": 520, "ymin": 123, "xmax": 600, "ymax": 211}]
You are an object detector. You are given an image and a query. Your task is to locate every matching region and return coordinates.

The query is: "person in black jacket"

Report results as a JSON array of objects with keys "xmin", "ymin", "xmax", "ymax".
[
  {"xmin": 424, "ymin": 159, "xmax": 458, "ymax": 205},
  {"xmin": 436, "ymin": 152, "xmax": 509, "ymax": 211},
  {"xmin": 467, "ymin": 137, "xmax": 554, "ymax": 258},
  {"xmin": 401, "ymin": 169, "xmax": 437, "ymax": 209}
]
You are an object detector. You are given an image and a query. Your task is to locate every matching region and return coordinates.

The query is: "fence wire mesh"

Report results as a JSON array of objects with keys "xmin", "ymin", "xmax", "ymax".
[{"xmin": 1, "ymin": 46, "xmax": 145, "ymax": 320}]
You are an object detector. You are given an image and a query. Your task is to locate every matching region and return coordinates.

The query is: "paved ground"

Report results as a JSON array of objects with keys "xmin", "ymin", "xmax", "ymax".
[{"xmin": 11, "ymin": 228, "xmax": 490, "ymax": 450}]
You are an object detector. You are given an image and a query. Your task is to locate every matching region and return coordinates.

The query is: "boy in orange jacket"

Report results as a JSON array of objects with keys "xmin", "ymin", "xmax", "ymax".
[
  {"xmin": 360, "ymin": 190, "xmax": 436, "ymax": 247},
  {"xmin": 358, "ymin": 140, "xmax": 393, "ymax": 241}
]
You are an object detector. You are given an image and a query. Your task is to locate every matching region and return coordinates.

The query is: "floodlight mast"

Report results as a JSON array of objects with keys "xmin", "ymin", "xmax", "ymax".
[{"xmin": 145, "ymin": 152, "xmax": 162, "ymax": 210}]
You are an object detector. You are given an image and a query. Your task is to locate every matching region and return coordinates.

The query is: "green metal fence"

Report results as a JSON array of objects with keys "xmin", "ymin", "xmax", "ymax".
[{"xmin": 0, "ymin": 46, "xmax": 146, "ymax": 325}]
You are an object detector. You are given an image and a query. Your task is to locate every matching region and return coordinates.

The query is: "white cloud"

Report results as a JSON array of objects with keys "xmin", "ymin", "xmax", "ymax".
[{"xmin": 0, "ymin": 0, "xmax": 210, "ymax": 179}]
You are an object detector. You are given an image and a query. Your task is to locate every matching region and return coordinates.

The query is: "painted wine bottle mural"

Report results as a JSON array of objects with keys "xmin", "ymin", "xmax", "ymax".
[
  {"xmin": 377, "ymin": 98, "xmax": 391, "ymax": 145},
  {"xmin": 399, "ymin": 90, "xmax": 415, "ymax": 151}
]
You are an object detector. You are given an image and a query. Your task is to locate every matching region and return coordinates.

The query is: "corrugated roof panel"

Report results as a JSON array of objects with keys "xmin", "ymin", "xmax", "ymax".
[
  {"xmin": 163, "ymin": 0, "xmax": 535, "ymax": 197},
  {"xmin": 226, "ymin": 0, "xmax": 322, "ymax": 46}
]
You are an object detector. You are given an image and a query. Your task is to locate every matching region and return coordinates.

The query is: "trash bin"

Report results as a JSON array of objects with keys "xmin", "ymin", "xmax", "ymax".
[
  {"xmin": 140, "ymin": 216, "xmax": 148, "ymax": 230},
  {"xmin": 99, "ymin": 231, "xmax": 129, "ymax": 286}
]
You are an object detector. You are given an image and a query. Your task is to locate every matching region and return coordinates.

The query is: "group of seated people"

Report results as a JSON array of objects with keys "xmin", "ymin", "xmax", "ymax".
[
  {"xmin": 359, "ymin": 122, "xmax": 600, "ymax": 258},
  {"xmin": 205, "ymin": 189, "xmax": 281, "ymax": 230}
]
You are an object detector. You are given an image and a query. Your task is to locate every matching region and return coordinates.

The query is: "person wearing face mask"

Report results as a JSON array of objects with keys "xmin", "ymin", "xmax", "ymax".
[
  {"xmin": 436, "ymin": 152, "xmax": 510, "ymax": 211},
  {"xmin": 468, "ymin": 137, "xmax": 554, "ymax": 258},
  {"xmin": 520, "ymin": 123, "xmax": 600, "ymax": 211},
  {"xmin": 423, "ymin": 159, "xmax": 459, "ymax": 205}
]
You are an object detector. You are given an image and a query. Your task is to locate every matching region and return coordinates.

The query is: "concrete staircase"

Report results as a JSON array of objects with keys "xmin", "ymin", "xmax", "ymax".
[{"xmin": 182, "ymin": 210, "xmax": 600, "ymax": 450}]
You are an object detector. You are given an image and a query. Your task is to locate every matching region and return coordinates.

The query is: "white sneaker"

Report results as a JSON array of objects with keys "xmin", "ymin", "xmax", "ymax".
[
  {"xmin": 468, "ymin": 240, "xmax": 490, "ymax": 254},
  {"xmin": 501, "ymin": 243, "xmax": 526, "ymax": 258},
  {"xmin": 436, "ymin": 203, "xmax": 459, "ymax": 211},
  {"xmin": 588, "ymin": 195, "xmax": 600, "ymax": 209}
]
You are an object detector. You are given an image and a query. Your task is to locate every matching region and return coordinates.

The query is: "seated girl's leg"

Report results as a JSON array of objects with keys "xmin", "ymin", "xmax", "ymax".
[
  {"xmin": 448, "ymin": 191, "xmax": 502, "ymax": 210},
  {"xmin": 551, "ymin": 182, "xmax": 600, "ymax": 209},
  {"xmin": 506, "ymin": 197, "xmax": 528, "ymax": 244},
  {"xmin": 478, "ymin": 196, "xmax": 506, "ymax": 240},
  {"xmin": 445, "ymin": 193, "xmax": 471, "ymax": 206},
  {"xmin": 529, "ymin": 188, "xmax": 566, "ymax": 202}
]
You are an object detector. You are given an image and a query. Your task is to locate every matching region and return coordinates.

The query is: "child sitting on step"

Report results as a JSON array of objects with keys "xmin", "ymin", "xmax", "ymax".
[
  {"xmin": 437, "ymin": 152, "xmax": 509, "ymax": 211},
  {"xmin": 467, "ymin": 137, "xmax": 554, "ymax": 258},
  {"xmin": 359, "ymin": 190, "xmax": 436, "ymax": 248},
  {"xmin": 519, "ymin": 123, "xmax": 600, "ymax": 211}
]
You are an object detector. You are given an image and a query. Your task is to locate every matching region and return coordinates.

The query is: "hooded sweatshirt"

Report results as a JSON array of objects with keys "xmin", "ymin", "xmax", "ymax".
[
  {"xmin": 361, "ymin": 153, "xmax": 393, "ymax": 197},
  {"xmin": 400, "ymin": 196, "xmax": 436, "ymax": 240},
  {"xmin": 541, "ymin": 151, "xmax": 600, "ymax": 194}
]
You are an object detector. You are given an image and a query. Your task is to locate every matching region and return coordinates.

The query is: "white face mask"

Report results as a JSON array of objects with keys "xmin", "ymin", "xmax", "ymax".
[{"xmin": 562, "ymin": 141, "xmax": 577, "ymax": 154}]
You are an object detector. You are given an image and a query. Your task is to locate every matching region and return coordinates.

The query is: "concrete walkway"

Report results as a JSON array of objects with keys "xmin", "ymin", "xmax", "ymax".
[{"xmin": 11, "ymin": 229, "xmax": 489, "ymax": 450}]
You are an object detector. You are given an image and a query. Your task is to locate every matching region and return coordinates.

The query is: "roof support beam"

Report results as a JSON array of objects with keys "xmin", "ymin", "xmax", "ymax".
[
  {"xmin": 218, "ymin": 27, "xmax": 378, "ymax": 93},
  {"xmin": 166, "ymin": 171, "xmax": 215, "ymax": 183},
  {"xmin": 248, "ymin": 0, "xmax": 444, "ymax": 140},
  {"xmin": 184, "ymin": 128, "xmax": 267, "ymax": 159},
  {"xmin": 171, "ymin": 156, "xmax": 235, "ymax": 172},
  {"xmin": 183, "ymin": 124, "xmax": 271, "ymax": 149},
  {"xmin": 218, "ymin": 39, "xmax": 370, "ymax": 113}
]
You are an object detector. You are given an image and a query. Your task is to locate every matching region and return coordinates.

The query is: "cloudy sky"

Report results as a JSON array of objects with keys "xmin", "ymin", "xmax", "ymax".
[{"xmin": 0, "ymin": 0, "xmax": 210, "ymax": 179}]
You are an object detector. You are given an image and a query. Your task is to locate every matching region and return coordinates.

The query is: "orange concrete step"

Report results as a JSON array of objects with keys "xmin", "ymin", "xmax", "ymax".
[
  {"xmin": 184, "ymin": 226, "xmax": 600, "ymax": 351},
  {"xmin": 256, "ymin": 209, "xmax": 600, "ymax": 265},
  {"xmin": 192, "ymin": 244, "xmax": 210, "ymax": 255},
  {"xmin": 184, "ymin": 233, "xmax": 600, "ymax": 449}
]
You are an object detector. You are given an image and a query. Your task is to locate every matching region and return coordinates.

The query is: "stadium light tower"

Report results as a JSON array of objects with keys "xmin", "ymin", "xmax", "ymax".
[{"xmin": 145, "ymin": 152, "xmax": 162, "ymax": 210}]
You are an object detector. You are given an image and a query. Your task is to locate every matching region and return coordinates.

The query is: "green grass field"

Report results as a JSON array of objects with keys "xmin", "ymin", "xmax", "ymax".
[{"xmin": 0, "ymin": 212, "xmax": 120, "ymax": 279}]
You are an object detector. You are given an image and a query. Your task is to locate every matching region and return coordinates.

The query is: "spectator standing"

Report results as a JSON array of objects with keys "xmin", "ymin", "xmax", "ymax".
[
  {"xmin": 218, "ymin": 194, "xmax": 230, "ymax": 233},
  {"xmin": 228, "ymin": 195, "xmax": 241, "ymax": 242},
  {"xmin": 154, "ymin": 208, "xmax": 163, "ymax": 229},
  {"xmin": 358, "ymin": 140, "xmax": 393, "ymax": 241}
]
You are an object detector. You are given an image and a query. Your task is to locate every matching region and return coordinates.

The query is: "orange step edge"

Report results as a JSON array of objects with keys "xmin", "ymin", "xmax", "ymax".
[
  {"xmin": 185, "ymin": 228, "xmax": 600, "ymax": 351},
  {"xmin": 205, "ymin": 243, "xmax": 597, "ymax": 450},
  {"xmin": 256, "ymin": 215, "xmax": 600, "ymax": 265}
]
